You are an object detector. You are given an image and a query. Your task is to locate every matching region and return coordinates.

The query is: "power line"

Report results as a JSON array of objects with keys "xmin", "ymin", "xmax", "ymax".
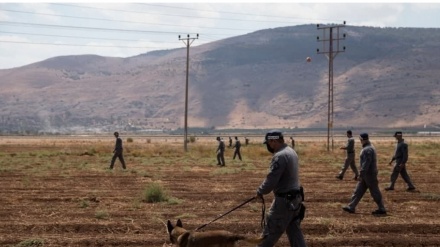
[
  {"xmin": 0, "ymin": 4, "xmax": 321, "ymax": 50},
  {"xmin": 51, "ymin": 3, "xmax": 309, "ymax": 24},
  {"xmin": 138, "ymin": 3, "xmax": 344, "ymax": 23},
  {"xmin": 0, "ymin": 40, "xmax": 172, "ymax": 49},
  {"xmin": 0, "ymin": 31, "xmax": 179, "ymax": 44},
  {"xmin": 0, "ymin": 8, "xmax": 252, "ymax": 32},
  {"xmin": 0, "ymin": 21, "xmax": 186, "ymax": 35},
  {"xmin": 0, "ymin": 21, "xmax": 235, "ymax": 37}
]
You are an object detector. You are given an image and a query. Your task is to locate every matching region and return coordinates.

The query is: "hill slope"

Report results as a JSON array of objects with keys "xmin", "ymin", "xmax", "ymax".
[{"xmin": 1, "ymin": 25, "xmax": 439, "ymax": 133}]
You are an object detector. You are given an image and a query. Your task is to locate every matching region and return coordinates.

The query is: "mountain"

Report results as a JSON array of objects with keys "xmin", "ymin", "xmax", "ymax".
[{"xmin": 1, "ymin": 25, "xmax": 439, "ymax": 134}]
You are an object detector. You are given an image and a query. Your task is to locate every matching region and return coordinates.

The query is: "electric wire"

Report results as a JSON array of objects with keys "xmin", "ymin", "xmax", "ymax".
[
  {"xmin": 137, "ymin": 3, "xmax": 344, "ymax": 23},
  {"xmin": 0, "ymin": 3, "xmax": 326, "ymax": 62},
  {"xmin": 50, "ymin": 3, "xmax": 310, "ymax": 24},
  {"xmin": 0, "ymin": 30, "xmax": 179, "ymax": 43},
  {"xmin": 0, "ymin": 40, "xmax": 171, "ymax": 49},
  {"xmin": 0, "ymin": 8, "xmax": 253, "ymax": 32}
]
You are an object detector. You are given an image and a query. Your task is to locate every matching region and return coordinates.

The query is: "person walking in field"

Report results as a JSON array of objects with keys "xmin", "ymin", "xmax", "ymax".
[
  {"xmin": 336, "ymin": 130, "xmax": 359, "ymax": 180},
  {"xmin": 232, "ymin": 136, "xmax": 242, "ymax": 161},
  {"xmin": 109, "ymin": 131, "xmax": 126, "ymax": 170},
  {"xmin": 216, "ymin": 136, "xmax": 226, "ymax": 166},
  {"xmin": 342, "ymin": 133, "xmax": 387, "ymax": 216},
  {"xmin": 229, "ymin": 136, "xmax": 233, "ymax": 147},
  {"xmin": 245, "ymin": 136, "xmax": 249, "ymax": 146},
  {"xmin": 290, "ymin": 136, "xmax": 295, "ymax": 149},
  {"xmin": 385, "ymin": 131, "xmax": 416, "ymax": 191},
  {"xmin": 256, "ymin": 130, "xmax": 306, "ymax": 247}
]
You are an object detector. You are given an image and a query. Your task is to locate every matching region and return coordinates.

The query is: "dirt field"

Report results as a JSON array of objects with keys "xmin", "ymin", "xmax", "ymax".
[{"xmin": 1, "ymin": 135, "xmax": 439, "ymax": 247}]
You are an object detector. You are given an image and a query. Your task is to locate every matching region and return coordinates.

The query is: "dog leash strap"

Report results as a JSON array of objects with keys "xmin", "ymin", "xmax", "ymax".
[
  {"xmin": 195, "ymin": 196, "xmax": 256, "ymax": 231},
  {"xmin": 260, "ymin": 196, "xmax": 266, "ymax": 229}
]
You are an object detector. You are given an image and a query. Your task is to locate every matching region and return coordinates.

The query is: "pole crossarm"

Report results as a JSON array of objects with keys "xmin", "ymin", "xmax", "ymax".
[{"xmin": 178, "ymin": 33, "xmax": 199, "ymax": 152}]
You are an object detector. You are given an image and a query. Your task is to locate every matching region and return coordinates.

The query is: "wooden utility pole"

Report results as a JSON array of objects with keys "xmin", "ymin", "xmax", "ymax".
[
  {"xmin": 179, "ymin": 34, "xmax": 198, "ymax": 152},
  {"xmin": 317, "ymin": 22, "xmax": 346, "ymax": 152}
]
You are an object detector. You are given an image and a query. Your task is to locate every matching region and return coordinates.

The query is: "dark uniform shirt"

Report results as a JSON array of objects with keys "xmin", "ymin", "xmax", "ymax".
[
  {"xmin": 114, "ymin": 137, "xmax": 123, "ymax": 152},
  {"xmin": 233, "ymin": 140, "xmax": 241, "ymax": 149},
  {"xmin": 346, "ymin": 137, "xmax": 355, "ymax": 154},
  {"xmin": 217, "ymin": 140, "xmax": 225, "ymax": 152},
  {"xmin": 391, "ymin": 139, "xmax": 408, "ymax": 165}
]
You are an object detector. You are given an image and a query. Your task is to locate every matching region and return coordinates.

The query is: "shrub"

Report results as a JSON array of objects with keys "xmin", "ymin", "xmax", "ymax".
[
  {"xmin": 142, "ymin": 182, "xmax": 168, "ymax": 203},
  {"xmin": 189, "ymin": 136, "xmax": 196, "ymax": 143},
  {"xmin": 127, "ymin": 137, "xmax": 134, "ymax": 143},
  {"xmin": 95, "ymin": 210, "xmax": 109, "ymax": 219},
  {"xmin": 16, "ymin": 239, "xmax": 44, "ymax": 247},
  {"xmin": 79, "ymin": 199, "xmax": 89, "ymax": 208}
]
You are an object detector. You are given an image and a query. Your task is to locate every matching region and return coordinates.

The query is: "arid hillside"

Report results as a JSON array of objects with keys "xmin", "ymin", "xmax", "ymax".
[{"xmin": 1, "ymin": 25, "xmax": 439, "ymax": 133}]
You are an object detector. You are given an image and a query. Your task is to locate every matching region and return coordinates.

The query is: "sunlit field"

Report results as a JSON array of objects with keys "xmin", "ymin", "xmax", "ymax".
[{"xmin": 1, "ymin": 135, "xmax": 439, "ymax": 246}]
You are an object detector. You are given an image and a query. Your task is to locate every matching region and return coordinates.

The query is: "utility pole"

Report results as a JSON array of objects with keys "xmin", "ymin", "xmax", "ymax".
[
  {"xmin": 179, "ymin": 34, "xmax": 199, "ymax": 152},
  {"xmin": 317, "ymin": 21, "xmax": 346, "ymax": 152}
]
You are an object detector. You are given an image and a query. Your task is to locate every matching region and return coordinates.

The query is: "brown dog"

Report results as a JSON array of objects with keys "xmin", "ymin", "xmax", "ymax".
[{"xmin": 166, "ymin": 219, "xmax": 263, "ymax": 247}]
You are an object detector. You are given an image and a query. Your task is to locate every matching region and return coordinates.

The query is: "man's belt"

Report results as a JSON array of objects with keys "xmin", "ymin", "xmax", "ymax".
[
  {"xmin": 347, "ymin": 152, "xmax": 355, "ymax": 154},
  {"xmin": 275, "ymin": 190, "xmax": 299, "ymax": 198},
  {"xmin": 275, "ymin": 187, "xmax": 304, "ymax": 201}
]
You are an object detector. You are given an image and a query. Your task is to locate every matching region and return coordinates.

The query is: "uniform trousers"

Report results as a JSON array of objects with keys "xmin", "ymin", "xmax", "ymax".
[
  {"xmin": 389, "ymin": 164, "xmax": 415, "ymax": 189},
  {"xmin": 339, "ymin": 153, "xmax": 359, "ymax": 178},
  {"xmin": 347, "ymin": 174, "xmax": 385, "ymax": 211},
  {"xmin": 110, "ymin": 151, "xmax": 126, "ymax": 169},
  {"xmin": 257, "ymin": 195, "xmax": 306, "ymax": 247},
  {"xmin": 233, "ymin": 149, "xmax": 242, "ymax": 160},
  {"xmin": 217, "ymin": 151, "xmax": 225, "ymax": 166}
]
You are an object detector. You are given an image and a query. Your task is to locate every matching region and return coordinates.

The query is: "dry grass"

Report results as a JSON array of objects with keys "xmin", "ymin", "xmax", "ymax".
[{"xmin": 0, "ymin": 135, "xmax": 439, "ymax": 246}]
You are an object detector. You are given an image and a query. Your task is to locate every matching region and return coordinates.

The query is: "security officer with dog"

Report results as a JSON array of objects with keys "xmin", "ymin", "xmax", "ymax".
[{"xmin": 256, "ymin": 130, "xmax": 306, "ymax": 247}]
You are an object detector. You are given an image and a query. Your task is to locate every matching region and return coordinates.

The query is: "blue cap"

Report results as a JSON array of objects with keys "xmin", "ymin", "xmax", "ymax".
[{"xmin": 359, "ymin": 133, "xmax": 369, "ymax": 140}]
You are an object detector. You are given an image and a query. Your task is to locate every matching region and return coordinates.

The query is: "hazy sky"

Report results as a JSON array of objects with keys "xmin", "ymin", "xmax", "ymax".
[{"xmin": 1, "ymin": 1, "xmax": 440, "ymax": 69}]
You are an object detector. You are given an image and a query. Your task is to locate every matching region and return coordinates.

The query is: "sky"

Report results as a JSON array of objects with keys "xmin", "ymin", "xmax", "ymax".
[{"xmin": 1, "ymin": 1, "xmax": 440, "ymax": 69}]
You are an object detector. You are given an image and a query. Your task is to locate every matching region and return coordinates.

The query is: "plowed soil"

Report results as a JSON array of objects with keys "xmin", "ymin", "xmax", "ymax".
[{"xmin": 1, "ymin": 135, "xmax": 439, "ymax": 247}]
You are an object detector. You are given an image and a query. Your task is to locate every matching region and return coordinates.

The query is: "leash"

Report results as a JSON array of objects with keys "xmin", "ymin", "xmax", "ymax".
[
  {"xmin": 260, "ymin": 196, "xmax": 266, "ymax": 229},
  {"xmin": 195, "ymin": 196, "xmax": 262, "ymax": 231}
]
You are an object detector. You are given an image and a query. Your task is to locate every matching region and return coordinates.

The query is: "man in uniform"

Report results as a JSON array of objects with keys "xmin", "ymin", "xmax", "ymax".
[
  {"xmin": 256, "ymin": 130, "xmax": 306, "ymax": 247},
  {"xmin": 216, "ymin": 136, "xmax": 226, "ymax": 166},
  {"xmin": 336, "ymin": 130, "xmax": 359, "ymax": 180},
  {"xmin": 232, "ymin": 136, "xmax": 242, "ymax": 161},
  {"xmin": 385, "ymin": 131, "xmax": 416, "ymax": 191},
  {"xmin": 290, "ymin": 136, "xmax": 295, "ymax": 149},
  {"xmin": 342, "ymin": 133, "xmax": 386, "ymax": 216},
  {"xmin": 109, "ymin": 131, "xmax": 126, "ymax": 170}
]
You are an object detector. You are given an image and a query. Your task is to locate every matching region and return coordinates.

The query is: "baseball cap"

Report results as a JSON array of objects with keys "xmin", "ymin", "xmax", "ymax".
[
  {"xmin": 263, "ymin": 130, "xmax": 284, "ymax": 144},
  {"xmin": 359, "ymin": 133, "xmax": 369, "ymax": 140},
  {"xmin": 393, "ymin": 131, "xmax": 403, "ymax": 137}
]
